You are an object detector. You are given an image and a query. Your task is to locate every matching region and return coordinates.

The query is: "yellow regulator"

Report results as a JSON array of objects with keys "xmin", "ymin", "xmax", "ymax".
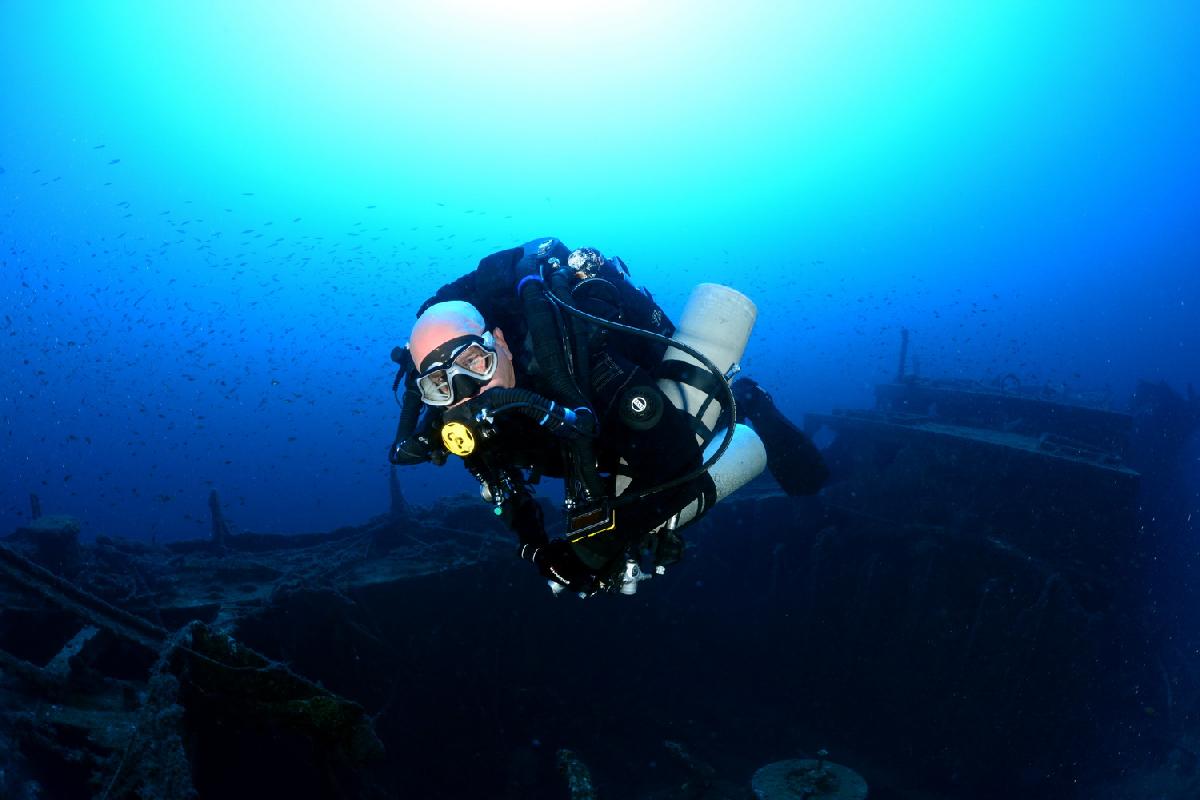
[{"xmin": 440, "ymin": 421, "xmax": 476, "ymax": 457}]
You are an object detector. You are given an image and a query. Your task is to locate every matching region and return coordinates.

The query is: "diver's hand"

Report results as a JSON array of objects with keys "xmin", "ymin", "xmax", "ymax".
[{"xmin": 522, "ymin": 540, "xmax": 599, "ymax": 594}]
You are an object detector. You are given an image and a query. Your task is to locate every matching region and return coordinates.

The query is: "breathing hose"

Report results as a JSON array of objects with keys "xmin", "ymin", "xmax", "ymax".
[{"xmin": 446, "ymin": 387, "xmax": 597, "ymax": 440}]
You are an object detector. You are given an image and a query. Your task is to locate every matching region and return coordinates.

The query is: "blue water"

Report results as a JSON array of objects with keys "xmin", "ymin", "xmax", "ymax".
[{"xmin": 1, "ymin": 1, "xmax": 1197, "ymax": 543}]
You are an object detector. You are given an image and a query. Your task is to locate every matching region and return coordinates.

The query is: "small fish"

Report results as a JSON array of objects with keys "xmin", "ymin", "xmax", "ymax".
[{"xmin": 107, "ymin": 159, "xmax": 120, "ymax": 165}]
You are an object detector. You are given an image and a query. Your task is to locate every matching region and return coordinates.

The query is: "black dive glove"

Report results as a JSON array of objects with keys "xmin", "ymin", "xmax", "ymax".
[{"xmin": 520, "ymin": 540, "xmax": 599, "ymax": 594}]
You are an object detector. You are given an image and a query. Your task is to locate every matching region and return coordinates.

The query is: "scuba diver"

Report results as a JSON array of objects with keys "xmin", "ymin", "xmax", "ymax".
[{"xmin": 388, "ymin": 237, "xmax": 827, "ymax": 596}]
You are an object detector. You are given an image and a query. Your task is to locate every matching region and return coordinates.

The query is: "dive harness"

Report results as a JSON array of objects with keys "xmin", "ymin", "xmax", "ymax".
[{"xmin": 531, "ymin": 256, "xmax": 740, "ymax": 510}]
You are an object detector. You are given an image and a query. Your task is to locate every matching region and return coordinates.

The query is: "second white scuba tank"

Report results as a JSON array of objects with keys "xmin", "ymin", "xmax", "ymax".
[{"xmin": 656, "ymin": 283, "xmax": 767, "ymax": 527}]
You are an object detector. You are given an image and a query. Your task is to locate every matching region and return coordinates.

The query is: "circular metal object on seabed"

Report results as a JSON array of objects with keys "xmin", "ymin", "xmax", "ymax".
[{"xmin": 751, "ymin": 758, "xmax": 869, "ymax": 800}]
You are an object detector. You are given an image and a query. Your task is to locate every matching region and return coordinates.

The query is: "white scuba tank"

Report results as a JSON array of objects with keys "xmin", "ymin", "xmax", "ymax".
[
  {"xmin": 658, "ymin": 283, "xmax": 758, "ymax": 441},
  {"xmin": 660, "ymin": 283, "xmax": 767, "ymax": 526}
]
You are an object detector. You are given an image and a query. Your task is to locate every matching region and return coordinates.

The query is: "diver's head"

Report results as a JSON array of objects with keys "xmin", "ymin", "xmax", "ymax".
[{"xmin": 409, "ymin": 301, "xmax": 515, "ymax": 407}]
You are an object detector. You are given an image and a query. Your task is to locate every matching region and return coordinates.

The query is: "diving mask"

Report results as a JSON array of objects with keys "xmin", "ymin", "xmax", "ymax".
[{"xmin": 416, "ymin": 331, "xmax": 498, "ymax": 407}]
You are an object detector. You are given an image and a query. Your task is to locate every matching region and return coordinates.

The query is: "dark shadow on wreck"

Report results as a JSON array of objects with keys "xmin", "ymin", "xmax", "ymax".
[{"xmin": 2, "ymin": 350, "xmax": 1199, "ymax": 799}]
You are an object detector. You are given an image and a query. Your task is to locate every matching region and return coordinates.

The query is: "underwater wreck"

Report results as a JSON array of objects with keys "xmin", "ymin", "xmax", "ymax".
[{"xmin": 2, "ymin": 352, "xmax": 1197, "ymax": 799}]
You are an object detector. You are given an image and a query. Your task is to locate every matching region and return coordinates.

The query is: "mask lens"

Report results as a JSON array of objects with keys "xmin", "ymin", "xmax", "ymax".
[
  {"xmin": 417, "ymin": 370, "xmax": 453, "ymax": 405},
  {"xmin": 453, "ymin": 343, "xmax": 496, "ymax": 378}
]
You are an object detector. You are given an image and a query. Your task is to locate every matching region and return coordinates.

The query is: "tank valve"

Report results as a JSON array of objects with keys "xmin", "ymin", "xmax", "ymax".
[{"xmin": 620, "ymin": 559, "xmax": 647, "ymax": 595}]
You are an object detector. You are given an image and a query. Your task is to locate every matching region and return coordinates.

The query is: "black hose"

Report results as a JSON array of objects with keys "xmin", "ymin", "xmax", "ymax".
[
  {"xmin": 394, "ymin": 384, "xmax": 422, "ymax": 438},
  {"xmin": 517, "ymin": 274, "xmax": 605, "ymax": 502},
  {"xmin": 460, "ymin": 387, "xmax": 597, "ymax": 439},
  {"xmin": 546, "ymin": 268, "xmax": 595, "ymax": 405},
  {"xmin": 519, "ymin": 273, "xmax": 591, "ymax": 410}
]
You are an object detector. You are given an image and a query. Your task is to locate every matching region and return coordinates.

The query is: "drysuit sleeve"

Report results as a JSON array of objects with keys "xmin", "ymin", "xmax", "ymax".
[
  {"xmin": 500, "ymin": 486, "xmax": 549, "ymax": 553},
  {"xmin": 416, "ymin": 247, "xmax": 518, "ymax": 317},
  {"xmin": 416, "ymin": 238, "xmax": 571, "ymax": 320}
]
